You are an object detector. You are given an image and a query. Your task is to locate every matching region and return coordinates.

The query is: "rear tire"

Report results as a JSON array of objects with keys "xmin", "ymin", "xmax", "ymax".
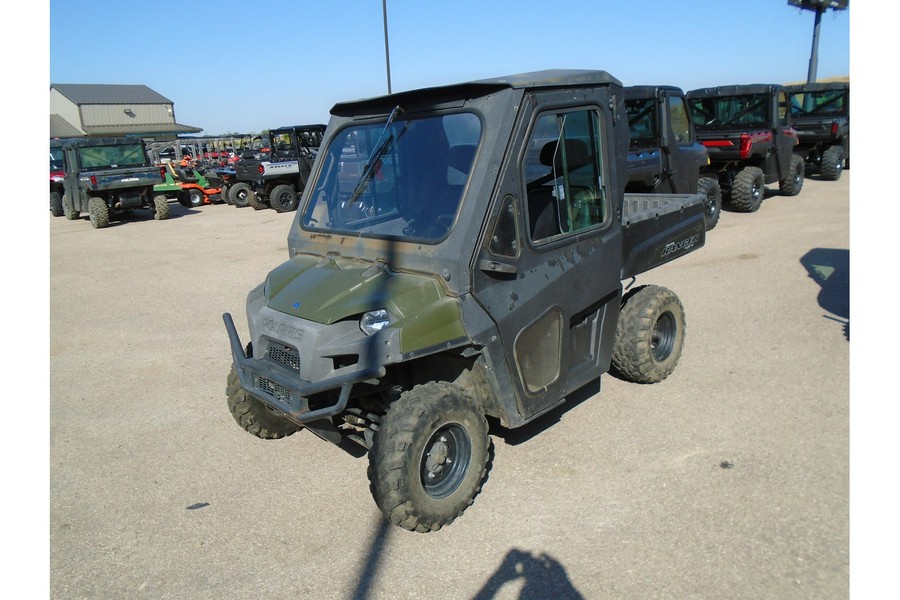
[
  {"xmin": 269, "ymin": 184, "xmax": 298, "ymax": 213},
  {"xmin": 230, "ymin": 182, "xmax": 253, "ymax": 208},
  {"xmin": 697, "ymin": 177, "xmax": 721, "ymax": 231},
  {"xmin": 226, "ymin": 365, "xmax": 301, "ymax": 439},
  {"xmin": 88, "ymin": 197, "xmax": 109, "ymax": 229},
  {"xmin": 50, "ymin": 191, "xmax": 64, "ymax": 217},
  {"xmin": 820, "ymin": 146, "xmax": 844, "ymax": 181},
  {"xmin": 779, "ymin": 154, "xmax": 805, "ymax": 196},
  {"xmin": 729, "ymin": 166, "xmax": 765, "ymax": 213},
  {"xmin": 153, "ymin": 195, "xmax": 170, "ymax": 220},
  {"xmin": 368, "ymin": 382, "xmax": 490, "ymax": 533},
  {"xmin": 611, "ymin": 285, "xmax": 686, "ymax": 384}
]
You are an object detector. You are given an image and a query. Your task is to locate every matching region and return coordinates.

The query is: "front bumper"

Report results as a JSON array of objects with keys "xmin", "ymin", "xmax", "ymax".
[{"xmin": 223, "ymin": 312, "xmax": 385, "ymax": 423}]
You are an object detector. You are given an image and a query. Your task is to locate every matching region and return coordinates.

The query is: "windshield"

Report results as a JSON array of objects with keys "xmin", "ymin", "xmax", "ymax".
[
  {"xmin": 78, "ymin": 142, "xmax": 148, "ymax": 170},
  {"xmin": 690, "ymin": 94, "xmax": 770, "ymax": 129},
  {"xmin": 301, "ymin": 112, "xmax": 481, "ymax": 243},
  {"xmin": 789, "ymin": 89, "xmax": 847, "ymax": 116}
]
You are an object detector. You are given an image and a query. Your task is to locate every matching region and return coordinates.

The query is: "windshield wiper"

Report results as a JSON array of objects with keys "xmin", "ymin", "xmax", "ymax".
[{"xmin": 348, "ymin": 105, "xmax": 404, "ymax": 205}]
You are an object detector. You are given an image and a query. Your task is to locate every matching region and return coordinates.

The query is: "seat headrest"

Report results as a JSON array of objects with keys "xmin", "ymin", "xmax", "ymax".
[{"xmin": 540, "ymin": 139, "xmax": 590, "ymax": 170}]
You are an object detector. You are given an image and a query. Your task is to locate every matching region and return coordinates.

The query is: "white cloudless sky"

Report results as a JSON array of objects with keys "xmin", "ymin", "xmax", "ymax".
[{"xmin": 49, "ymin": 0, "xmax": 851, "ymax": 135}]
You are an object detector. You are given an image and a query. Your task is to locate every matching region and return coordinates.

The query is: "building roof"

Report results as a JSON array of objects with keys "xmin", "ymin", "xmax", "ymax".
[
  {"xmin": 50, "ymin": 114, "xmax": 85, "ymax": 138},
  {"xmin": 51, "ymin": 83, "xmax": 173, "ymax": 105},
  {"xmin": 81, "ymin": 122, "xmax": 203, "ymax": 135}
]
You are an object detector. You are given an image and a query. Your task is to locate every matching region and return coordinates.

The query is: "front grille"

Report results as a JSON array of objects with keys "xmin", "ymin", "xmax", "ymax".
[
  {"xmin": 267, "ymin": 343, "xmax": 300, "ymax": 371},
  {"xmin": 254, "ymin": 343, "xmax": 301, "ymax": 406},
  {"xmin": 257, "ymin": 376, "xmax": 292, "ymax": 404}
]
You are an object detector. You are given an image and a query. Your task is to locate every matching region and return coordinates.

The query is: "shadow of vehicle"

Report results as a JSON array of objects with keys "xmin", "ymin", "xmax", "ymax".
[{"xmin": 800, "ymin": 248, "xmax": 849, "ymax": 340}]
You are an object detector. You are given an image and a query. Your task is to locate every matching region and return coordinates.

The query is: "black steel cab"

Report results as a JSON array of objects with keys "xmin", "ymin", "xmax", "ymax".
[
  {"xmin": 688, "ymin": 84, "xmax": 797, "ymax": 183},
  {"xmin": 686, "ymin": 84, "xmax": 803, "ymax": 211},
  {"xmin": 58, "ymin": 137, "xmax": 168, "ymax": 227},
  {"xmin": 784, "ymin": 81, "xmax": 849, "ymax": 180},
  {"xmin": 625, "ymin": 85, "xmax": 722, "ymax": 230},
  {"xmin": 624, "ymin": 85, "xmax": 710, "ymax": 194},
  {"xmin": 274, "ymin": 70, "xmax": 703, "ymax": 428},
  {"xmin": 232, "ymin": 124, "xmax": 326, "ymax": 211}
]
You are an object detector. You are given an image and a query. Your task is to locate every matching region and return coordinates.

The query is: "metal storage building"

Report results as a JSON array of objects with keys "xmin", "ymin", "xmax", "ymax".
[{"xmin": 49, "ymin": 83, "xmax": 202, "ymax": 140}]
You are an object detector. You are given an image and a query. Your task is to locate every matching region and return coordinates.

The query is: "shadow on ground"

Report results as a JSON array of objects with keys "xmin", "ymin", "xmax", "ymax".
[
  {"xmin": 471, "ymin": 548, "xmax": 585, "ymax": 599},
  {"xmin": 800, "ymin": 247, "xmax": 849, "ymax": 340}
]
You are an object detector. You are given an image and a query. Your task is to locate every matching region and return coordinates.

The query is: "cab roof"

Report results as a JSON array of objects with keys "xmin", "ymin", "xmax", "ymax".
[{"xmin": 331, "ymin": 69, "xmax": 621, "ymax": 117}]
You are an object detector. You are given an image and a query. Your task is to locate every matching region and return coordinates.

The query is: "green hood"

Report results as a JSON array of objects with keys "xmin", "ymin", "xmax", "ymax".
[{"xmin": 264, "ymin": 255, "xmax": 467, "ymax": 353}]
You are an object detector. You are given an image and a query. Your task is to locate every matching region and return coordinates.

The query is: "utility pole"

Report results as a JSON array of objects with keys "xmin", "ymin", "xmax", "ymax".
[
  {"xmin": 787, "ymin": 0, "xmax": 849, "ymax": 84},
  {"xmin": 382, "ymin": 0, "xmax": 392, "ymax": 94}
]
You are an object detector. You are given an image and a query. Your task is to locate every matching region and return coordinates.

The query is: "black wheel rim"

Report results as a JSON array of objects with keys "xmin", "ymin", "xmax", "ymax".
[
  {"xmin": 420, "ymin": 423, "xmax": 471, "ymax": 499},
  {"xmin": 651, "ymin": 311, "xmax": 676, "ymax": 362},
  {"xmin": 752, "ymin": 179, "xmax": 761, "ymax": 202}
]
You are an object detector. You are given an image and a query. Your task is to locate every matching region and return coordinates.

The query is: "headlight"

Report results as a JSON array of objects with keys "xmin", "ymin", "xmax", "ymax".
[{"xmin": 360, "ymin": 309, "xmax": 391, "ymax": 335}]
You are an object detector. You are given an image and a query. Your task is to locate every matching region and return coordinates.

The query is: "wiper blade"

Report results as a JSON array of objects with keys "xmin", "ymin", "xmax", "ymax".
[{"xmin": 348, "ymin": 106, "xmax": 404, "ymax": 206}]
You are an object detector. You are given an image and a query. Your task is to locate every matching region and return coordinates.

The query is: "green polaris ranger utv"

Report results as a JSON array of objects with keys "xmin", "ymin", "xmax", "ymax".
[{"xmin": 224, "ymin": 70, "xmax": 707, "ymax": 533}]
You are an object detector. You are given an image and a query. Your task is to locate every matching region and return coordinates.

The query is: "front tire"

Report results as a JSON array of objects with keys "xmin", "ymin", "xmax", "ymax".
[
  {"xmin": 226, "ymin": 365, "xmax": 301, "ymax": 439},
  {"xmin": 729, "ymin": 166, "xmax": 765, "ymax": 213},
  {"xmin": 368, "ymin": 382, "xmax": 491, "ymax": 533},
  {"xmin": 612, "ymin": 285, "xmax": 686, "ymax": 384},
  {"xmin": 780, "ymin": 154, "xmax": 805, "ymax": 196},
  {"xmin": 820, "ymin": 146, "xmax": 844, "ymax": 181},
  {"xmin": 187, "ymin": 188, "xmax": 205, "ymax": 207},
  {"xmin": 697, "ymin": 177, "xmax": 721, "ymax": 231},
  {"xmin": 269, "ymin": 184, "xmax": 298, "ymax": 213},
  {"xmin": 88, "ymin": 197, "xmax": 109, "ymax": 229}
]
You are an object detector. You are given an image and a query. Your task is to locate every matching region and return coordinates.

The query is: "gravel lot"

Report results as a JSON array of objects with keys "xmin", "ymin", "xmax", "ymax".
[{"xmin": 46, "ymin": 173, "xmax": 849, "ymax": 599}]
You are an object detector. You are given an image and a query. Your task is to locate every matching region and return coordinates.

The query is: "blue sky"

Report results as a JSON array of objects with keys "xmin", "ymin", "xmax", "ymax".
[{"xmin": 47, "ymin": 0, "xmax": 852, "ymax": 136}]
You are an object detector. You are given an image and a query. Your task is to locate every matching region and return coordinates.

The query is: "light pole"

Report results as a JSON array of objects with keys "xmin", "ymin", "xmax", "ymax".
[
  {"xmin": 383, "ymin": 0, "xmax": 392, "ymax": 94},
  {"xmin": 787, "ymin": 0, "xmax": 849, "ymax": 84}
]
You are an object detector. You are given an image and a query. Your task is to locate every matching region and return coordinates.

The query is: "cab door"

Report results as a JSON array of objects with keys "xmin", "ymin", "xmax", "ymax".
[
  {"xmin": 664, "ymin": 92, "xmax": 707, "ymax": 194},
  {"xmin": 471, "ymin": 94, "xmax": 623, "ymax": 421}
]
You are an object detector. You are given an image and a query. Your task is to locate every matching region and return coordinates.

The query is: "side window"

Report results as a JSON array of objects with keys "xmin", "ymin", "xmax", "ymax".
[
  {"xmin": 523, "ymin": 109, "xmax": 608, "ymax": 242},
  {"xmin": 668, "ymin": 96, "xmax": 692, "ymax": 144},
  {"xmin": 625, "ymin": 98, "xmax": 656, "ymax": 148}
]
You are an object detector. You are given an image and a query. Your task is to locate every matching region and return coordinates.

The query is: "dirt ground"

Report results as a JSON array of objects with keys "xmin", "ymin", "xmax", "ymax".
[{"xmin": 45, "ymin": 174, "xmax": 849, "ymax": 599}]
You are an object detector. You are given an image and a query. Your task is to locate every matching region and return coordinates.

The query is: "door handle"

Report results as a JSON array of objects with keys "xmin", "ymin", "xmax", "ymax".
[{"xmin": 478, "ymin": 257, "xmax": 517, "ymax": 275}]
